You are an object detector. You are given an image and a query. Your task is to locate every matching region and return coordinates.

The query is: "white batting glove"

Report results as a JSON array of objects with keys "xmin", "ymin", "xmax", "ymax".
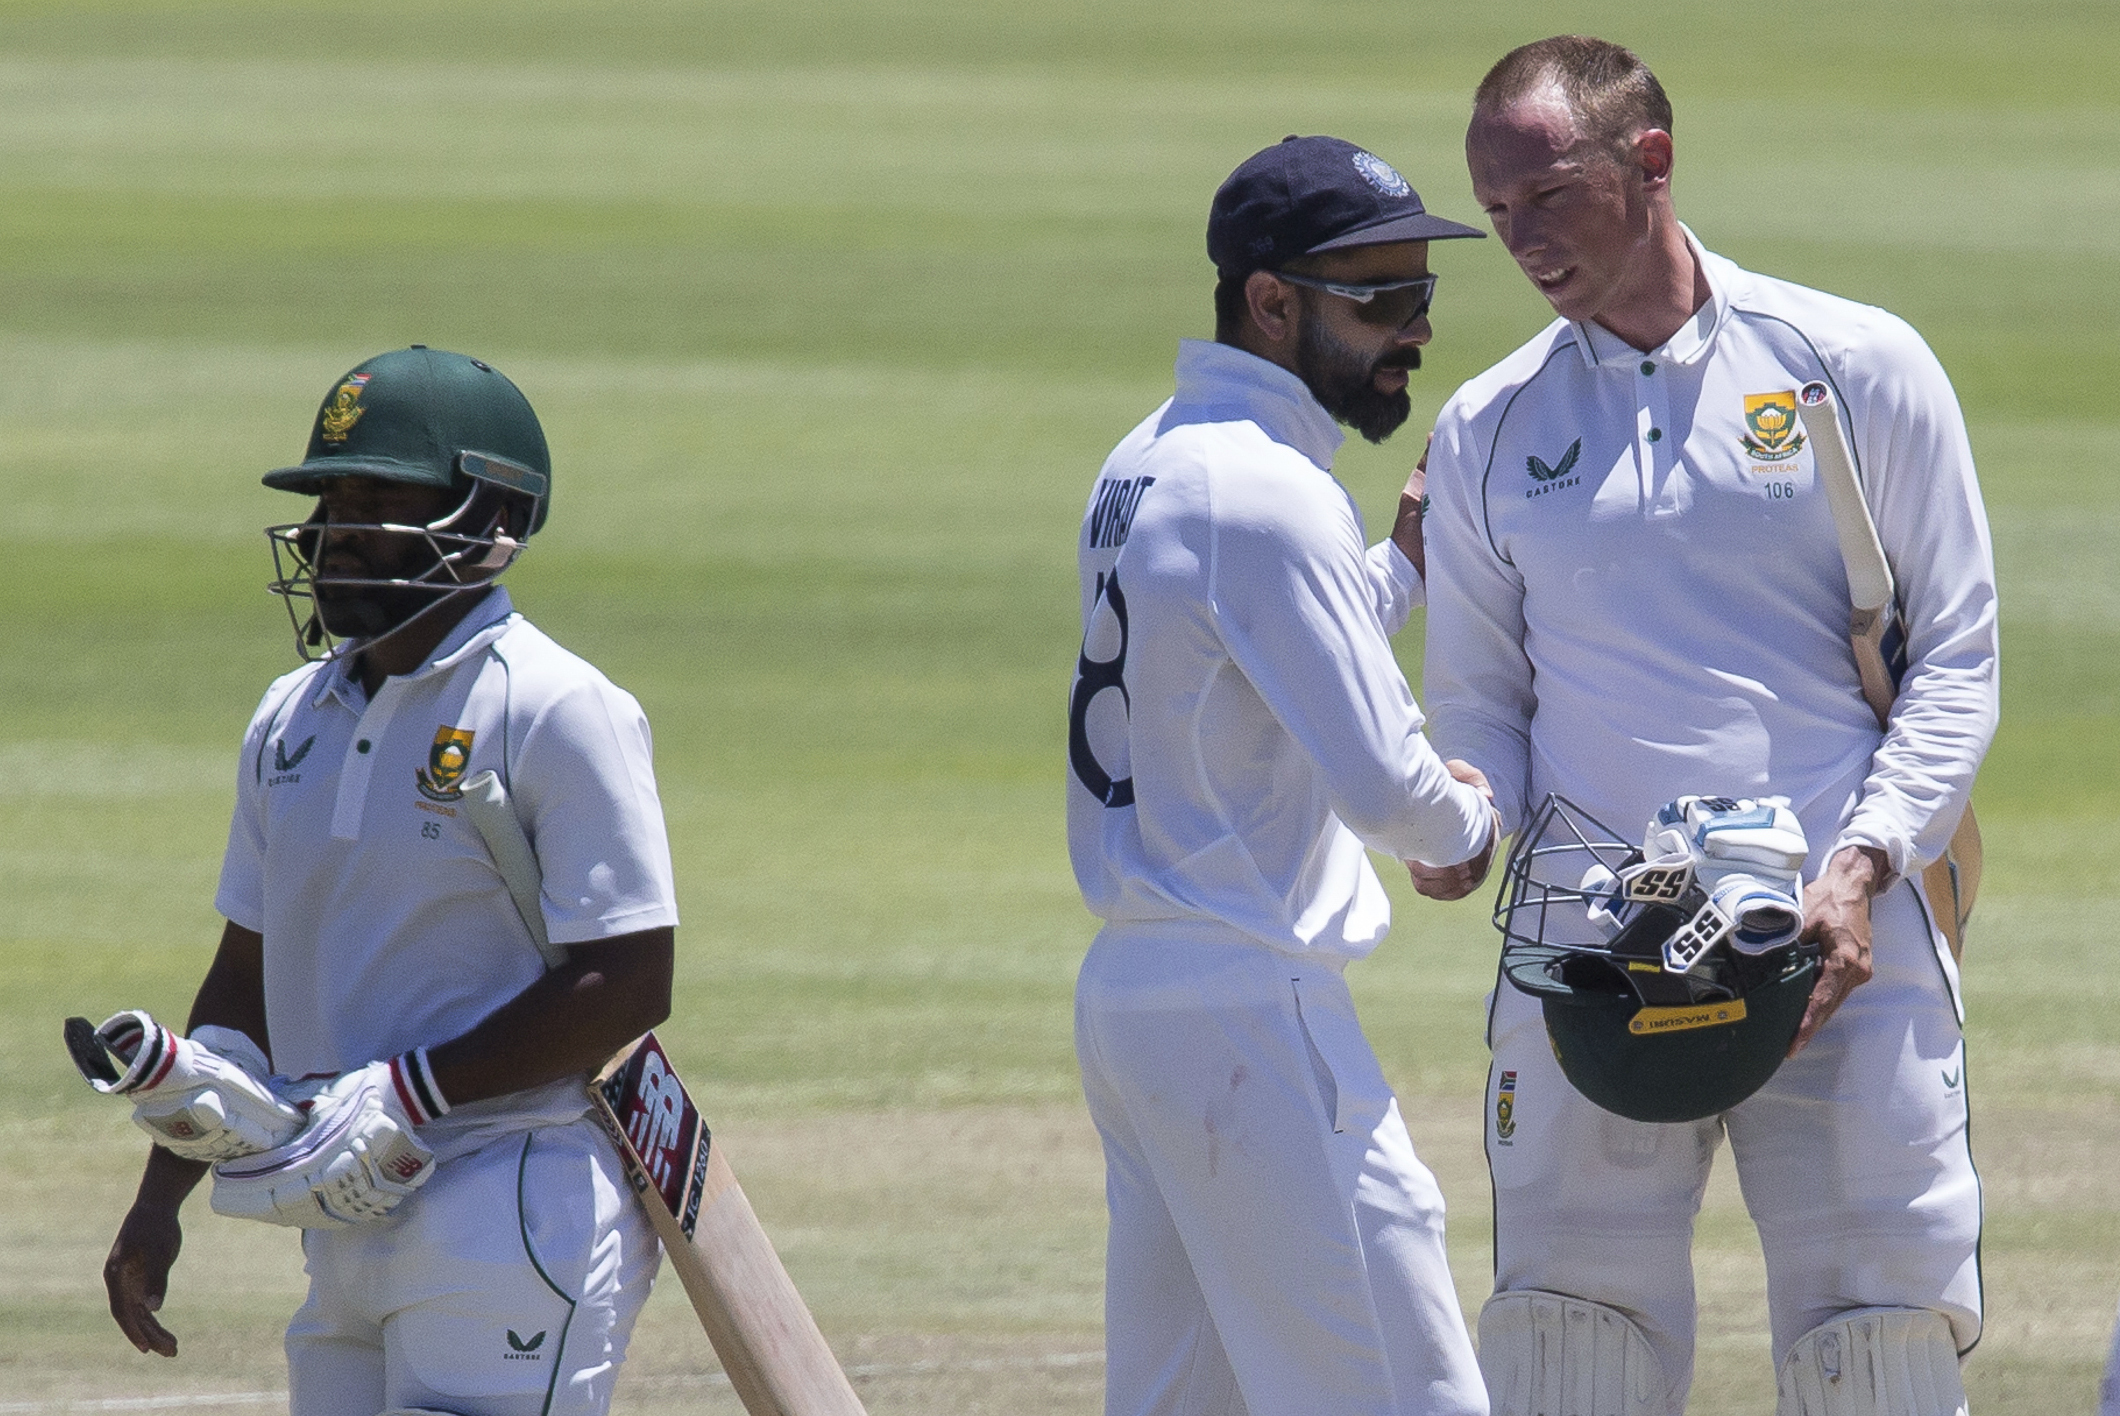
[
  {"xmin": 1644, "ymin": 796, "xmax": 1810, "ymax": 960},
  {"xmin": 211, "ymin": 1051, "xmax": 448, "ymax": 1229},
  {"xmin": 1654, "ymin": 794, "xmax": 1806, "ymax": 879},
  {"xmin": 67, "ymin": 1011, "xmax": 306, "ymax": 1162}
]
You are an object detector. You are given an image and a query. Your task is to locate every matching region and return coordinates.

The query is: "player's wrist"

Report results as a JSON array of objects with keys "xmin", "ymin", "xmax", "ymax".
[
  {"xmin": 1828, "ymin": 844, "xmax": 1891, "ymax": 898},
  {"xmin": 135, "ymin": 1145, "xmax": 211, "ymax": 1206},
  {"xmin": 385, "ymin": 1047, "xmax": 450, "ymax": 1127},
  {"xmin": 1390, "ymin": 493, "xmax": 1427, "ymax": 580}
]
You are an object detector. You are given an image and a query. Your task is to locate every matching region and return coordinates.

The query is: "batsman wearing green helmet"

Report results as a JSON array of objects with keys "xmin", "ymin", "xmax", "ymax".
[{"xmin": 98, "ymin": 348, "xmax": 681, "ymax": 1416}]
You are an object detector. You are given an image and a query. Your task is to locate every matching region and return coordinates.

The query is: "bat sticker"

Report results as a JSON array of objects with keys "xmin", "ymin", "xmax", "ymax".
[{"xmin": 599, "ymin": 1034, "xmax": 712, "ymax": 1240}]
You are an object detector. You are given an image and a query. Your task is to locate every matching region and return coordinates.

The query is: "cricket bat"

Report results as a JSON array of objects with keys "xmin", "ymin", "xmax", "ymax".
[
  {"xmin": 459, "ymin": 771, "xmax": 867, "ymax": 1416},
  {"xmin": 1796, "ymin": 382, "xmax": 1983, "ymax": 960}
]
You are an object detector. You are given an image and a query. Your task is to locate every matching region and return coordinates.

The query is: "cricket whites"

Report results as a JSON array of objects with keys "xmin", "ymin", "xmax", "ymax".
[{"xmin": 460, "ymin": 771, "xmax": 868, "ymax": 1416}]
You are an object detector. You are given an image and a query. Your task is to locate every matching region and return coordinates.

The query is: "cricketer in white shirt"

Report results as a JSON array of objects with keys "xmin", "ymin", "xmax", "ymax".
[
  {"xmin": 1422, "ymin": 234, "xmax": 1995, "ymax": 1405},
  {"xmin": 216, "ymin": 585, "xmax": 678, "ymax": 1413},
  {"xmin": 1070, "ymin": 337, "xmax": 1495, "ymax": 1416}
]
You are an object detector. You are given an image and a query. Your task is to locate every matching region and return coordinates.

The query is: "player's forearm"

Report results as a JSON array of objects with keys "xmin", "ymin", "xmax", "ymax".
[
  {"xmin": 1423, "ymin": 709, "xmax": 1531, "ymax": 836},
  {"xmin": 1218, "ymin": 537, "xmax": 1468, "ymax": 849},
  {"xmin": 1841, "ymin": 656, "xmax": 1997, "ymax": 874},
  {"xmin": 1846, "ymin": 343, "xmax": 1998, "ymax": 873},
  {"xmin": 1819, "ymin": 843, "xmax": 1890, "ymax": 897},
  {"xmin": 1366, "ymin": 455, "xmax": 1429, "ymax": 634},
  {"xmin": 1418, "ymin": 484, "xmax": 1535, "ymax": 832},
  {"xmin": 1389, "ymin": 490, "xmax": 1426, "ymax": 581},
  {"xmin": 131, "ymin": 1142, "xmax": 210, "ymax": 1215},
  {"xmin": 1391, "ymin": 432, "xmax": 1432, "ymax": 577},
  {"xmin": 187, "ymin": 920, "xmax": 271, "ymax": 1060},
  {"xmin": 425, "ymin": 927, "xmax": 674, "ymax": 1108},
  {"xmin": 1343, "ymin": 745, "xmax": 1492, "ymax": 868}
]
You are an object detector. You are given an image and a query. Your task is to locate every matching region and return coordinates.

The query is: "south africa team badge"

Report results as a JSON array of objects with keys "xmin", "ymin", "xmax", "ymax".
[
  {"xmin": 1494, "ymin": 1069, "xmax": 1518, "ymax": 1142},
  {"xmin": 416, "ymin": 725, "xmax": 476, "ymax": 801},
  {"xmin": 1739, "ymin": 390, "xmax": 1806, "ymax": 463},
  {"xmin": 319, "ymin": 372, "xmax": 372, "ymax": 443}
]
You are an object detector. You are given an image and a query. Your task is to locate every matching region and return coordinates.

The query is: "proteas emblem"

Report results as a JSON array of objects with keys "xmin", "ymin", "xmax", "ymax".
[
  {"xmin": 416, "ymin": 726, "xmax": 476, "ymax": 801},
  {"xmin": 319, "ymin": 373, "xmax": 372, "ymax": 443},
  {"xmin": 1740, "ymin": 391, "xmax": 1806, "ymax": 462}
]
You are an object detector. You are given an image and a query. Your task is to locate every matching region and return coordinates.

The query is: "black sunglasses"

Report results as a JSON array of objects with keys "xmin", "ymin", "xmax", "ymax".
[{"xmin": 1272, "ymin": 271, "xmax": 1438, "ymax": 329}]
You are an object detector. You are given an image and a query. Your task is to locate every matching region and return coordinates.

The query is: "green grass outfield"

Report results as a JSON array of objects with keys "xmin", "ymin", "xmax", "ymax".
[{"xmin": 2, "ymin": 1, "xmax": 2115, "ymax": 1410}]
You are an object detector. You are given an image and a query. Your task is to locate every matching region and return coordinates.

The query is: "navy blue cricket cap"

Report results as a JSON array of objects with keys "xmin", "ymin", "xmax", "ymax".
[{"xmin": 1207, "ymin": 135, "xmax": 1484, "ymax": 277}]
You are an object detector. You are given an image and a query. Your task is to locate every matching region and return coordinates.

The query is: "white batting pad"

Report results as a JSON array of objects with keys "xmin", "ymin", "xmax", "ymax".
[
  {"xmin": 1479, "ymin": 1289, "xmax": 1669, "ymax": 1416},
  {"xmin": 1776, "ymin": 1307, "xmax": 1966, "ymax": 1416}
]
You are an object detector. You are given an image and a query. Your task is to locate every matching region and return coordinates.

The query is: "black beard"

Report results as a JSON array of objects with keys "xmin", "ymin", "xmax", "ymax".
[
  {"xmin": 1296, "ymin": 314, "xmax": 1416, "ymax": 445},
  {"xmin": 313, "ymin": 580, "xmax": 454, "ymax": 639}
]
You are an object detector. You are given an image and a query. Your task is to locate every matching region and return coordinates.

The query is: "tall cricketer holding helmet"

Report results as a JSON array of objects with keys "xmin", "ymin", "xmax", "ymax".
[
  {"xmin": 1411, "ymin": 36, "xmax": 1996, "ymax": 1416},
  {"xmin": 99, "ymin": 347, "xmax": 680, "ymax": 1415}
]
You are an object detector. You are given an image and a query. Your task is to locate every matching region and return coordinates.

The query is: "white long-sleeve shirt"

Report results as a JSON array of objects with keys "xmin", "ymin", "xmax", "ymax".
[
  {"xmin": 1423, "ymin": 236, "xmax": 1998, "ymax": 884},
  {"xmin": 1067, "ymin": 339, "xmax": 1489, "ymax": 961}
]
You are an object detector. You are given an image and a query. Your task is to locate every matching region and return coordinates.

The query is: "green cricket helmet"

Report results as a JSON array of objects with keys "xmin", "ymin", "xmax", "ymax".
[
  {"xmin": 1493, "ymin": 793, "xmax": 1820, "ymax": 1125},
  {"xmin": 265, "ymin": 345, "xmax": 551, "ymax": 532},
  {"xmin": 263, "ymin": 347, "xmax": 552, "ymax": 660}
]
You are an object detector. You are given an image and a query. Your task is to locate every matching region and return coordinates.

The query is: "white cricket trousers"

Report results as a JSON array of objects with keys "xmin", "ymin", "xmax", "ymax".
[
  {"xmin": 1076, "ymin": 925, "xmax": 1489, "ymax": 1416},
  {"xmin": 1485, "ymin": 879, "xmax": 1981, "ymax": 1409},
  {"xmin": 285, "ymin": 1116, "xmax": 660, "ymax": 1416}
]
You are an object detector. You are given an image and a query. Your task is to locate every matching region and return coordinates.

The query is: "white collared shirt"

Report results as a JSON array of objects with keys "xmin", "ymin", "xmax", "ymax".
[
  {"xmin": 1067, "ymin": 339, "xmax": 1489, "ymax": 960},
  {"xmin": 216, "ymin": 586, "xmax": 679, "ymax": 1159},
  {"xmin": 1423, "ymin": 235, "xmax": 1998, "ymax": 884}
]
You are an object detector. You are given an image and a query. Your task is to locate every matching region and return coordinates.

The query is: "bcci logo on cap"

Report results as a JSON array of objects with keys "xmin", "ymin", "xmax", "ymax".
[
  {"xmin": 415, "ymin": 725, "xmax": 475, "ymax": 802},
  {"xmin": 1352, "ymin": 149, "xmax": 1411, "ymax": 197}
]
